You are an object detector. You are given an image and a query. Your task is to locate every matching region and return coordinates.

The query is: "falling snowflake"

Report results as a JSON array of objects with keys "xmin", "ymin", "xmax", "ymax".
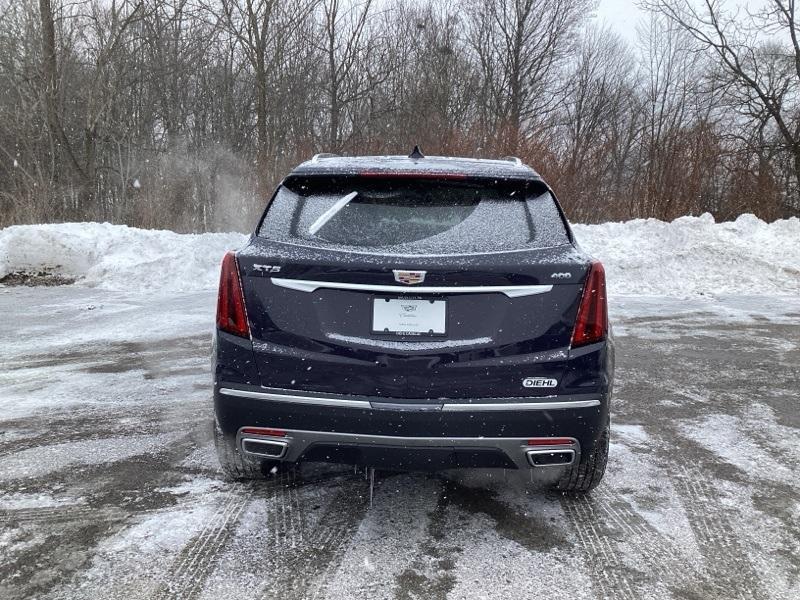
[{"xmin": 132, "ymin": 178, "xmax": 141, "ymax": 189}]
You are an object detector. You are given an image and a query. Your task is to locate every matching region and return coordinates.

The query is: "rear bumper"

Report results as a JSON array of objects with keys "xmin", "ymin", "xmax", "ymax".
[
  {"xmin": 214, "ymin": 385, "xmax": 609, "ymax": 471},
  {"xmin": 238, "ymin": 427, "xmax": 578, "ymax": 470}
]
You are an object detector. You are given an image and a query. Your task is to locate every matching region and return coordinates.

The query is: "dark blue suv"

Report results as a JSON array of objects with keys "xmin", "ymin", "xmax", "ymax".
[{"xmin": 213, "ymin": 151, "xmax": 612, "ymax": 493}]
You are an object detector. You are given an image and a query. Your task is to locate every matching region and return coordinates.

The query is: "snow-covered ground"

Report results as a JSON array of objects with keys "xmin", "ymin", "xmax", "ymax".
[
  {"xmin": 0, "ymin": 286, "xmax": 797, "ymax": 599},
  {"xmin": 1, "ymin": 216, "xmax": 798, "ymax": 599},
  {"xmin": 1, "ymin": 213, "xmax": 798, "ymax": 296}
]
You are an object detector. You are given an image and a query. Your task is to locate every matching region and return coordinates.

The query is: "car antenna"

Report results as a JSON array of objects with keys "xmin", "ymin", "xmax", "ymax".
[{"xmin": 409, "ymin": 145, "xmax": 424, "ymax": 159}]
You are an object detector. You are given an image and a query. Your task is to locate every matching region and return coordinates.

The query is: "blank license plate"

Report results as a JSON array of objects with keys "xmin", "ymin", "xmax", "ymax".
[{"xmin": 372, "ymin": 298, "xmax": 446, "ymax": 335}]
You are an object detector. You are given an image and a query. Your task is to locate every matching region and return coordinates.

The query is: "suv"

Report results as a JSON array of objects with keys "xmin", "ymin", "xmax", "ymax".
[{"xmin": 213, "ymin": 151, "xmax": 612, "ymax": 493}]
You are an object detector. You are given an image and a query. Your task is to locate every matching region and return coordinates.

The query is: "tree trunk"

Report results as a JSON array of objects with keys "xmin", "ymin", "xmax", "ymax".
[
  {"xmin": 254, "ymin": 49, "xmax": 270, "ymax": 193},
  {"xmin": 793, "ymin": 146, "xmax": 800, "ymax": 213},
  {"xmin": 39, "ymin": 0, "xmax": 88, "ymax": 194}
]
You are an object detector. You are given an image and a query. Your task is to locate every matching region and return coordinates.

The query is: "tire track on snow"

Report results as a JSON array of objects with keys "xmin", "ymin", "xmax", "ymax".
[
  {"xmin": 671, "ymin": 465, "xmax": 762, "ymax": 600},
  {"xmin": 259, "ymin": 474, "xmax": 370, "ymax": 599},
  {"xmin": 151, "ymin": 481, "xmax": 259, "ymax": 600},
  {"xmin": 561, "ymin": 493, "xmax": 639, "ymax": 600}
]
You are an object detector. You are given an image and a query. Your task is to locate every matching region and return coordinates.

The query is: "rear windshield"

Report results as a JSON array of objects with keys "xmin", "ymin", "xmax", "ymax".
[{"xmin": 257, "ymin": 177, "xmax": 570, "ymax": 254}]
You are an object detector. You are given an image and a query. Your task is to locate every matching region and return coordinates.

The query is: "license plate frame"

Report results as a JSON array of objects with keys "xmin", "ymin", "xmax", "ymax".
[{"xmin": 371, "ymin": 297, "xmax": 447, "ymax": 336}]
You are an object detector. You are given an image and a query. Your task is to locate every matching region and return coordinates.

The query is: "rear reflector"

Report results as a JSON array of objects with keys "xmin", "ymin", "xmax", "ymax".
[
  {"xmin": 527, "ymin": 437, "xmax": 574, "ymax": 446},
  {"xmin": 216, "ymin": 251, "xmax": 250, "ymax": 338},
  {"xmin": 241, "ymin": 427, "xmax": 287, "ymax": 437},
  {"xmin": 571, "ymin": 260, "xmax": 608, "ymax": 348}
]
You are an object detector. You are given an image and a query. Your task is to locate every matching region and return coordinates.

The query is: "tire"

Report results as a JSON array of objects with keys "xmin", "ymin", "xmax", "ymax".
[
  {"xmin": 553, "ymin": 426, "xmax": 609, "ymax": 494},
  {"xmin": 213, "ymin": 421, "xmax": 264, "ymax": 480}
]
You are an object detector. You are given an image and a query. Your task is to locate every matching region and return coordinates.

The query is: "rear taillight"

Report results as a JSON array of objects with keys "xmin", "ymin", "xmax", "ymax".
[
  {"xmin": 216, "ymin": 251, "xmax": 250, "ymax": 338},
  {"xmin": 571, "ymin": 261, "xmax": 608, "ymax": 348}
]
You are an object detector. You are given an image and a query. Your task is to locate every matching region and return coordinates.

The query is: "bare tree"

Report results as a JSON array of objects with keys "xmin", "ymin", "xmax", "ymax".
[
  {"xmin": 468, "ymin": 0, "xmax": 590, "ymax": 154},
  {"xmin": 213, "ymin": 0, "xmax": 316, "ymax": 182},
  {"xmin": 1, "ymin": 0, "xmax": 797, "ymax": 230},
  {"xmin": 558, "ymin": 27, "xmax": 637, "ymax": 220},
  {"xmin": 318, "ymin": 0, "xmax": 387, "ymax": 151},
  {"xmin": 38, "ymin": 0, "xmax": 146, "ymax": 215},
  {"xmin": 644, "ymin": 0, "xmax": 800, "ymax": 211}
]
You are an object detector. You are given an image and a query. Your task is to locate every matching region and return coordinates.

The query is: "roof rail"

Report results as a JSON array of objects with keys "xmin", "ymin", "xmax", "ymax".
[
  {"xmin": 311, "ymin": 153, "xmax": 338, "ymax": 162},
  {"xmin": 501, "ymin": 156, "xmax": 522, "ymax": 165}
]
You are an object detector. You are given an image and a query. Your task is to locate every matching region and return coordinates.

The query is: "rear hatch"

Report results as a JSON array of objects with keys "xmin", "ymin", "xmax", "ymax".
[{"xmin": 238, "ymin": 175, "xmax": 591, "ymax": 400}]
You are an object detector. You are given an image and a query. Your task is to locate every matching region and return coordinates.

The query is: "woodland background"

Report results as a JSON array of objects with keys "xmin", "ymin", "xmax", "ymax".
[{"xmin": 2, "ymin": 0, "xmax": 800, "ymax": 232}]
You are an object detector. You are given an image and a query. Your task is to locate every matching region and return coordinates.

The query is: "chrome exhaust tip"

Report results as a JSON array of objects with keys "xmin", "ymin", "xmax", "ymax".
[
  {"xmin": 526, "ymin": 448, "xmax": 575, "ymax": 467},
  {"xmin": 241, "ymin": 437, "xmax": 288, "ymax": 459}
]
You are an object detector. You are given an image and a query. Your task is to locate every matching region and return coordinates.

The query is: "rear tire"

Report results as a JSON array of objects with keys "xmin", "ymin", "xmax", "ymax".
[
  {"xmin": 553, "ymin": 426, "xmax": 609, "ymax": 494},
  {"xmin": 213, "ymin": 421, "xmax": 263, "ymax": 480}
]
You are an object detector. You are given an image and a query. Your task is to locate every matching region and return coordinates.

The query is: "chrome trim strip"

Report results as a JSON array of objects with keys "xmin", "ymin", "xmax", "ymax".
[
  {"xmin": 369, "ymin": 402, "xmax": 443, "ymax": 412},
  {"xmin": 271, "ymin": 277, "xmax": 553, "ymax": 298},
  {"xmin": 220, "ymin": 387, "xmax": 600, "ymax": 412},
  {"xmin": 219, "ymin": 388, "xmax": 372, "ymax": 408},
  {"xmin": 441, "ymin": 399, "xmax": 600, "ymax": 411},
  {"xmin": 278, "ymin": 429, "xmax": 535, "ymax": 445}
]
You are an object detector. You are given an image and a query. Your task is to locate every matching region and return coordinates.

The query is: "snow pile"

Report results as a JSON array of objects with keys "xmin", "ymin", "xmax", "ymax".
[
  {"xmin": 574, "ymin": 213, "xmax": 800, "ymax": 297},
  {"xmin": 0, "ymin": 222, "xmax": 246, "ymax": 292},
  {"xmin": 1, "ymin": 214, "xmax": 798, "ymax": 296}
]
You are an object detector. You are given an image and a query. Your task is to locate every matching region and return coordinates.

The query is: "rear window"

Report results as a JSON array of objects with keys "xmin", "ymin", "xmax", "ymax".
[{"xmin": 257, "ymin": 177, "xmax": 570, "ymax": 254}]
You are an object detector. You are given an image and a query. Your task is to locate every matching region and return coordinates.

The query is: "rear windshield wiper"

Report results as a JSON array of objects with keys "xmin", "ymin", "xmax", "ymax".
[{"xmin": 308, "ymin": 191, "xmax": 358, "ymax": 235}]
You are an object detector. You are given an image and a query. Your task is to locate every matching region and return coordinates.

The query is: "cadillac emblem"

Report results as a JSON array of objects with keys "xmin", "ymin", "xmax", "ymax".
[{"xmin": 393, "ymin": 270, "xmax": 426, "ymax": 285}]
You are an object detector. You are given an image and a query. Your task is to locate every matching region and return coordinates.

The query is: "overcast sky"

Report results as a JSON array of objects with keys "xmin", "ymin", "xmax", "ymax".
[
  {"xmin": 596, "ymin": 0, "xmax": 643, "ymax": 43},
  {"xmin": 597, "ymin": 0, "xmax": 775, "ymax": 46}
]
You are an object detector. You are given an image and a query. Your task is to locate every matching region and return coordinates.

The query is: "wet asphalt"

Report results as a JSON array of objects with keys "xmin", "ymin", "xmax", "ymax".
[{"xmin": 0, "ymin": 288, "xmax": 798, "ymax": 599}]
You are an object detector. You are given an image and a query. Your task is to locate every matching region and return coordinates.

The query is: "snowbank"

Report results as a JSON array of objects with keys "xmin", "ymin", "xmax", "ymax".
[
  {"xmin": 574, "ymin": 213, "xmax": 800, "ymax": 297},
  {"xmin": 0, "ymin": 222, "xmax": 246, "ymax": 292},
  {"xmin": 0, "ymin": 214, "xmax": 798, "ymax": 296}
]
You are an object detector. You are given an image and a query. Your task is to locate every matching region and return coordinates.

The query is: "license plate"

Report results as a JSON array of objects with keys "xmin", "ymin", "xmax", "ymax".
[{"xmin": 372, "ymin": 298, "xmax": 446, "ymax": 335}]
